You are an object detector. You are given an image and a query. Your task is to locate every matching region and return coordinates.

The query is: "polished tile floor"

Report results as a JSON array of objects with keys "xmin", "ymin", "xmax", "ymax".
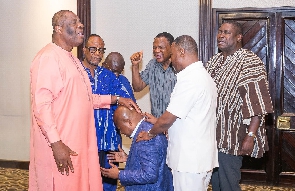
[{"xmin": 1, "ymin": 167, "xmax": 294, "ymax": 191}]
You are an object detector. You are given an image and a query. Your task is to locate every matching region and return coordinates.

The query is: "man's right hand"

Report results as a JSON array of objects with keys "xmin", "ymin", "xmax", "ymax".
[
  {"xmin": 130, "ymin": 51, "xmax": 147, "ymax": 92},
  {"xmin": 51, "ymin": 140, "xmax": 78, "ymax": 176},
  {"xmin": 130, "ymin": 51, "xmax": 143, "ymax": 66},
  {"xmin": 136, "ymin": 131, "xmax": 152, "ymax": 142}
]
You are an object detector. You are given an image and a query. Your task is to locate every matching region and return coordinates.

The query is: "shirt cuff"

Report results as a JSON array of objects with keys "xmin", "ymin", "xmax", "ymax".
[
  {"xmin": 92, "ymin": 94, "xmax": 111, "ymax": 109},
  {"xmin": 47, "ymin": 126, "xmax": 61, "ymax": 143}
]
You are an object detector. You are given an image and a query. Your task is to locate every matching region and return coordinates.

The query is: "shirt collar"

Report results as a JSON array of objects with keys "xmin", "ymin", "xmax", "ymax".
[
  {"xmin": 220, "ymin": 48, "xmax": 244, "ymax": 60},
  {"xmin": 177, "ymin": 61, "xmax": 203, "ymax": 77},
  {"xmin": 130, "ymin": 118, "xmax": 145, "ymax": 138},
  {"xmin": 155, "ymin": 59, "xmax": 174, "ymax": 72}
]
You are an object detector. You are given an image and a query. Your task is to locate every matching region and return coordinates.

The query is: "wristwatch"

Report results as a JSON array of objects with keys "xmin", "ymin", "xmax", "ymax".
[
  {"xmin": 116, "ymin": 96, "xmax": 120, "ymax": 104},
  {"xmin": 247, "ymin": 131, "xmax": 256, "ymax": 138},
  {"xmin": 147, "ymin": 129, "xmax": 156, "ymax": 138}
]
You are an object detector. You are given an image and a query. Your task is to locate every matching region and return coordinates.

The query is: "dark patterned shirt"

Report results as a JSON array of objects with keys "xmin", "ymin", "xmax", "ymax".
[
  {"xmin": 206, "ymin": 48, "xmax": 273, "ymax": 158},
  {"xmin": 140, "ymin": 59, "xmax": 177, "ymax": 118}
]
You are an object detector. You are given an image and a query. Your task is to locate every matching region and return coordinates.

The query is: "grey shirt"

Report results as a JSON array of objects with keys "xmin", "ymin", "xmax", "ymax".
[{"xmin": 140, "ymin": 59, "xmax": 177, "ymax": 118}]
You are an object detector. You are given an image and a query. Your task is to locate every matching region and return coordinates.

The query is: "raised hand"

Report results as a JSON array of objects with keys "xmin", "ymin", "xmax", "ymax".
[{"xmin": 130, "ymin": 51, "xmax": 143, "ymax": 66}]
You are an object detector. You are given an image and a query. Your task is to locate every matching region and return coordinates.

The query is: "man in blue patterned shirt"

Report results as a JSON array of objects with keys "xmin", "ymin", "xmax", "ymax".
[
  {"xmin": 101, "ymin": 105, "xmax": 173, "ymax": 191},
  {"xmin": 131, "ymin": 32, "xmax": 177, "ymax": 118},
  {"xmin": 82, "ymin": 34, "xmax": 135, "ymax": 191}
]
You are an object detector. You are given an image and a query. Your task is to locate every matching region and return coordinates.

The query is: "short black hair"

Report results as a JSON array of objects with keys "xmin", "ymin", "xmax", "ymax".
[
  {"xmin": 155, "ymin": 32, "xmax": 174, "ymax": 45},
  {"xmin": 174, "ymin": 35, "xmax": 198, "ymax": 56},
  {"xmin": 85, "ymin": 34, "xmax": 104, "ymax": 46},
  {"xmin": 222, "ymin": 20, "xmax": 243, "ymax": 35}
]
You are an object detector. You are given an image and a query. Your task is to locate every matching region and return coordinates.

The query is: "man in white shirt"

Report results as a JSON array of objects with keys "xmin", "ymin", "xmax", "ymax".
[{"xmin": 137, "ymin": 35, "xmax": 218, "ymax": 191}]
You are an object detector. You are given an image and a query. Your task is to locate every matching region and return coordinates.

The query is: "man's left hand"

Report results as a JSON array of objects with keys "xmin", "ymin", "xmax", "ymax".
[
  {"xmin": 239, "ymin": 136, "xmax": 255, "ymax": 156},
  {"xmin": 118, "ymin": 97, "xmax": 142, "ymax": 113},
  {"xmin": 100, "ymin": 162, "xmax": 119, "ymax": 179},
  {"xmin": 144, "ymin": 112, "xmax": 157, "ymax": 124}
]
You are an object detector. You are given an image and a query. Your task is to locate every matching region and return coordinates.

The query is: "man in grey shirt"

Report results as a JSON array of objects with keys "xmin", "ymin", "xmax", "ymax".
[{"xmin": 130, "ymin": 32, "xmax": 176, "ymax": 117}]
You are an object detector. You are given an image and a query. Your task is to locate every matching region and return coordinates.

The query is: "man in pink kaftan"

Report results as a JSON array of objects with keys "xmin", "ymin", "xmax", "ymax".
[{"xmin": 29, "ymin": 10, "xmax": 138, "ymax": 191}]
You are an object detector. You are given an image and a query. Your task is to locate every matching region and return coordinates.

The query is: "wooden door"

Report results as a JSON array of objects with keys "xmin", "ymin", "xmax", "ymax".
[
  {"xmin": 275, "ymin": 11, "xmax": 295, "ymax": 186},
  {"xmin": 213, "ymin": 8, "xmax": 295, "ymax": 186}
]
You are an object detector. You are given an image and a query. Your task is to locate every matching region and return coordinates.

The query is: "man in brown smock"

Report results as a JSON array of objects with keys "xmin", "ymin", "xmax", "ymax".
[{"xmin": 206, "ymin": 21, "xmax": 273, "ymax": 191}]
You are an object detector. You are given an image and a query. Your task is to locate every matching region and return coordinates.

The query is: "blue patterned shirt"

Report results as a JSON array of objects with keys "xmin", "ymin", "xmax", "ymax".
[
  {"xmin": 118, "ymin": 74, "xmax": 136, "ymax": 102},
  {"xmin": 83, "ymin": 65, "xmax": 135, "ymax": 151},
  {"xmin": 119, "ymin": 121, "xmax": 173, "ymax": 191}
]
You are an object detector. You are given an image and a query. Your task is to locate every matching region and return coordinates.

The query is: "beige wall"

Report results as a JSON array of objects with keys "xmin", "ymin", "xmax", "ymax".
[{"xmin": 0, "ymin": 0, "xmax": 76, "ymax": 161}]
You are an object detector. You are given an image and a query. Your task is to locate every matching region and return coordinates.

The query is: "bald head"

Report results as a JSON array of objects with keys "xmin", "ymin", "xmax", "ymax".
[
  {"xmin": 114, "ymin": 105, "xmax": 142, "ymax": 137},
  {"xmin": 102, "ymin": 52, "xmax": 125, "ymax": 77}
]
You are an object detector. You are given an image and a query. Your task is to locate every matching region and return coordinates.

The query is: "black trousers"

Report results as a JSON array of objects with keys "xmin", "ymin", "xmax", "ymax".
[
  {"xmin": 211, "ymin": 152, "xmax": 243, "ymax": 191},
  {"xmin": 99, "ymin": 151, "xmax": 119, "ymax": 191}
]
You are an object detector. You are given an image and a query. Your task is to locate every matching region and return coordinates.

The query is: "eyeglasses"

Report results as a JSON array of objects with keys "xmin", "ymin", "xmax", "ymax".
[{"xmin": 85, "ymin": 46, "xmax": 106, "ymax": 54}]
